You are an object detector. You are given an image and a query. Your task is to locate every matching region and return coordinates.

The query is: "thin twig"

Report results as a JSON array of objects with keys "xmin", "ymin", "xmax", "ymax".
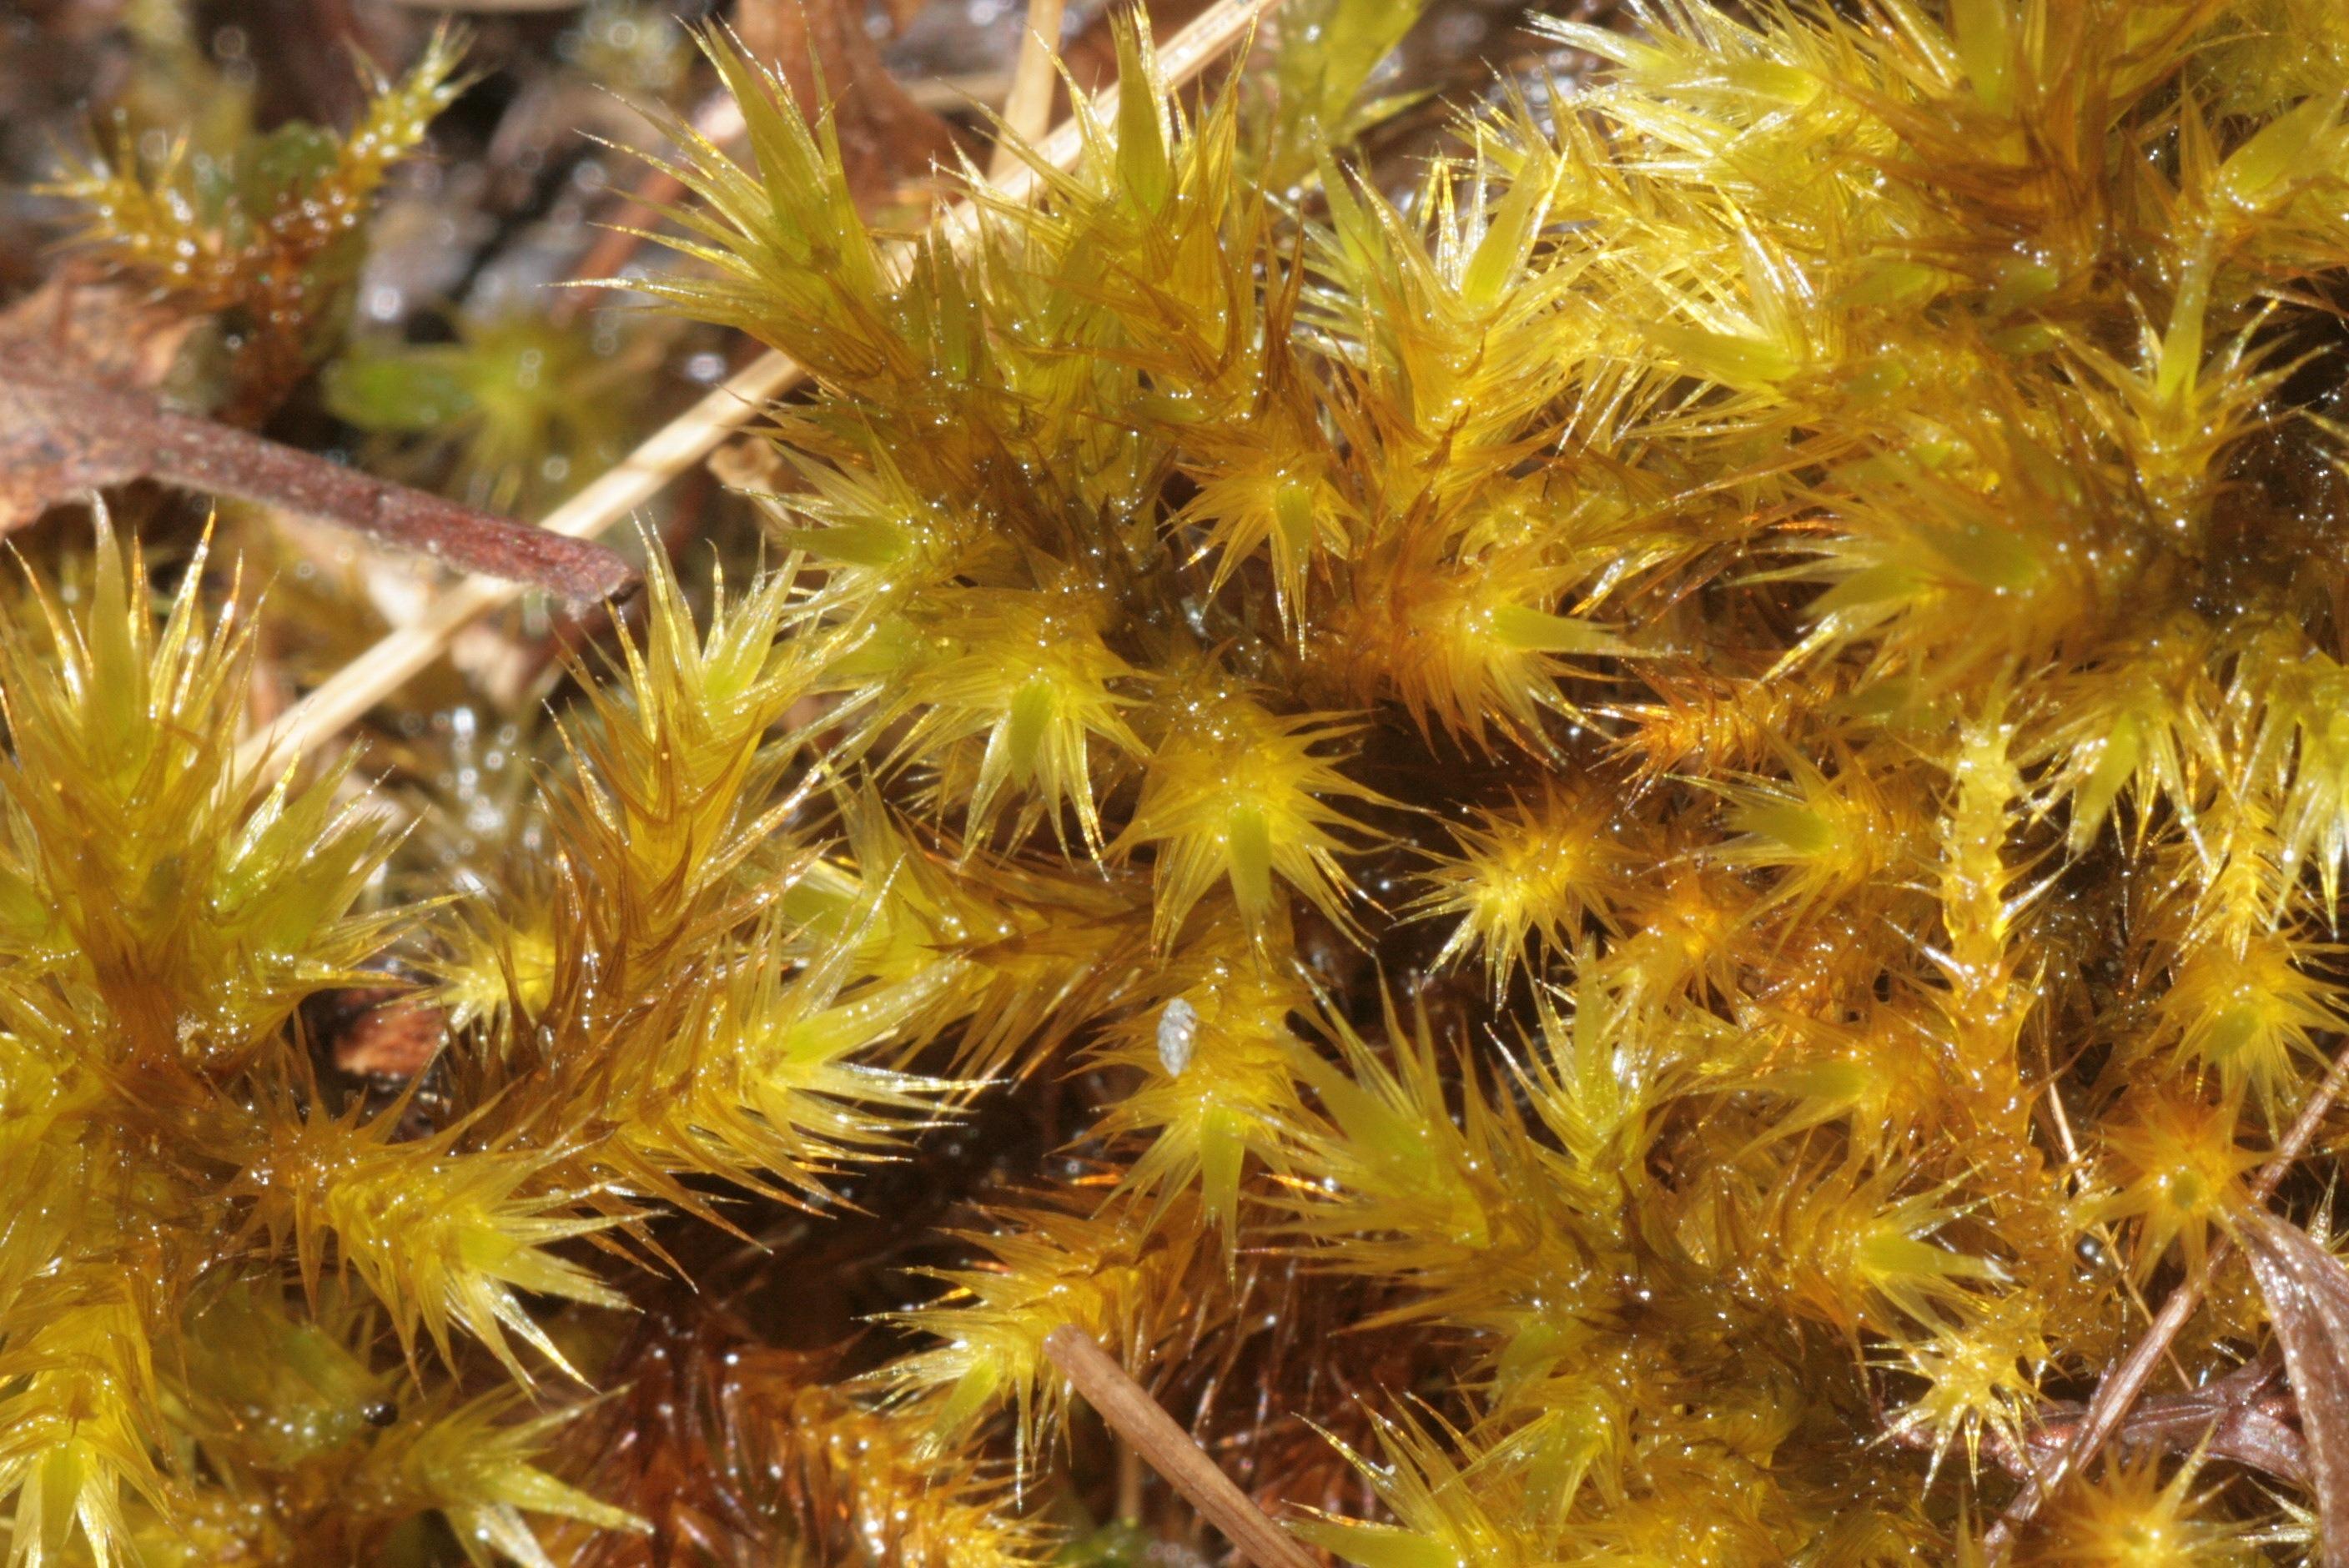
[
  {"xmin": 0, "ymin": 355, "xmax": 635, "ymax": 604},
  {"xmin": 988, "ymin": 0, "xmax": 1069, "ymax": 183},
  {"xmin": 1984, "ymin": 1038, "xmax": 2349, "ymax": 1557},
  {"xmin": 1044, "ymin": 1326, "xmax": 1317, "ymax": 1568},
  {"xmin": 237, "ymin": 0, "xmax": 1282, "ymax": 783}
]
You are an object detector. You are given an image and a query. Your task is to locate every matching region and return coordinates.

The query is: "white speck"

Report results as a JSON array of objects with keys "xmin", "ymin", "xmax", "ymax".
[{"xmin": 1157, "ymin": 997, "xmax": 1199, "ymax": 1078}]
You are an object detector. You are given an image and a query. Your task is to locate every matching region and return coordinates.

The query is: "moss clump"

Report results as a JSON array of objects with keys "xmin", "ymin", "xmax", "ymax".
[{"xmin": 14, "ymin": 0, "xmax": 2349, "ymax": 1561}]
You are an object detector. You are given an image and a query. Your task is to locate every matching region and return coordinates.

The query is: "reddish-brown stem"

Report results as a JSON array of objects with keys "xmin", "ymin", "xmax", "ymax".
[{"xmin": 0, "ymin": 354, "xmax": 636, "ymax": 604}]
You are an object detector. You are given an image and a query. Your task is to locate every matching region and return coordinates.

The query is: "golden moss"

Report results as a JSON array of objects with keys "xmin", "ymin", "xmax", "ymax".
[
  {"xmin": 46, "ymin": 28, "xmax": 469, "ymax": 416},
  {"xmin": 19, "ymin": 0, "xmax": 2349, "ymax": 1560}
]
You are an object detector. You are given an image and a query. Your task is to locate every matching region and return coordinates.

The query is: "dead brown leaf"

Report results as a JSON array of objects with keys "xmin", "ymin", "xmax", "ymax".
[
  {"xmin": 0, "ymin": 273, "xmax": 194, "ymax": 393},
  {"xmin": 2025, "ymin": 1352, "xmax": 2308, "ymax": 1485},
  {"xmin": 0, "ymin": 293, "xmax": 637, "ymax": 603},
  {"xmin": 1885, "ymin": 1349, "xmax": 2311, "ymax": 1490},
  {"xmin": 2240, "ymin": 1208, "xmax": 2349, "ymax": 1566},
  {"xmin": 327, "ymin": 990, "xmax": 449, "ymax": 1080}
]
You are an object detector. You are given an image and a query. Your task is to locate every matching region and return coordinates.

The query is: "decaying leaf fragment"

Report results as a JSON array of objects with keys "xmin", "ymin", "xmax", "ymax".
[
  {"xmin": 0, "ymin": 319, "xmax": 637, "ymax": 604},
  {"xmin": 2239, "ymin": 1209, "xmax": 2349, "ymax": 1567},
  {"xmin": 0, "ymin": 273, "xmax": 196, "ymax": 395}
]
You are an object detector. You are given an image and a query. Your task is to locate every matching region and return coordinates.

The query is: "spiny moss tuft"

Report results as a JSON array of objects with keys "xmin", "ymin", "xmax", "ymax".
[{"xmin": 18, "ymin": 0, "xmax": 2349, "ymax": 1560}]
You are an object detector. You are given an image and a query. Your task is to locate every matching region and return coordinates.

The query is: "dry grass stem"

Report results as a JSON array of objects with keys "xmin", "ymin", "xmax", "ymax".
[
  {"xmin": 1044, "ymin": 1326, "xmax": 1317, "ymax": 1568},
  {"xmin": 988, "ymin": 0, "xmax": 1069, "ymax": 183}
]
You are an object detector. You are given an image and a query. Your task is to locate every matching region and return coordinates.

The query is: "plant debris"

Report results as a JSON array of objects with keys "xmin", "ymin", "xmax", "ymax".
[
  {"xmin": 2242, "ymin": 1213, "xmax": 2349, "ymax": 1565},
  {"xmin": 0, "ymin": 335, "xmax": 637, "ymax": 602}
]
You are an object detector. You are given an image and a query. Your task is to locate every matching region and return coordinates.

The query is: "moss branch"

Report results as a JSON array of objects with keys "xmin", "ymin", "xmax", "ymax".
[{"xmin": 236, "ymin": 0, "xmax": 1285, "ymax": 785}]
